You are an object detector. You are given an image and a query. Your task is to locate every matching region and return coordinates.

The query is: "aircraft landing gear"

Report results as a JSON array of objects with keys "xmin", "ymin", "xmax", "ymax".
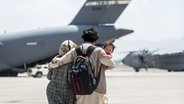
[
  {"xmin": 0, "ymin": 70, "xmax": 18, "ymax": 76},
  {"xmin": 134, "ymin": 68, "xmax": 140, "ymax": 72}
]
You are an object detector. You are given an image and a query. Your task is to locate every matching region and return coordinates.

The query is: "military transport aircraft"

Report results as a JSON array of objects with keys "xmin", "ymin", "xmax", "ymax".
[
  {"xmin": 122, "ymin": 49, "xmax": 184, "ymax": 72},
  {"xmin": 0, "ymin": 0, "xmax": 133, "ymax": 76}
]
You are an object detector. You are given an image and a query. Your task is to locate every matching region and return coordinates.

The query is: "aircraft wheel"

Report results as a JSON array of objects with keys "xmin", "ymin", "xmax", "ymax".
[
  {"xmin": 36, "ymin": 72, "xmax": 42, "ymax": 78},
  {"xmin": 10, "ymin": 72, "xmax": 18, "ymax": 76},
  {"xmin": 135, "ymin": 69, "xmax": 139, "ymax": 72},
  {"xmin": 168, "ymin": 70, "xmax": 172, "ymax": 72},
  {"xmin": 0, "ymin": 71, "xmax": 18, "ymax": 76}
]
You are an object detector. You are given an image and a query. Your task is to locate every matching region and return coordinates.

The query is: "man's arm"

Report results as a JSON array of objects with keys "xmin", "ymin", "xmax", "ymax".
[
  {"xmin": 99, "ymin": 49, "xmax": 112, "ymax": 59},
  {"xmin": 99, "ymin": 49, "xmax": 116, "ymax": 69},
  {"xmin": 48, "ymin": 48, "xmax": 75, "ymax": 69}
]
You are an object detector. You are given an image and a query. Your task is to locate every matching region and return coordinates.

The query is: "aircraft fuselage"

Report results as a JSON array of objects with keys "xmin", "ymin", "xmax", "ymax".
[{"xmin": 0, "ymin": 25, "xmax": 132, "ymax": 72}]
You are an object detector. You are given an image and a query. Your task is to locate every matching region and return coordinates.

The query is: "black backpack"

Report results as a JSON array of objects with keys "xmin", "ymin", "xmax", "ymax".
[{"xmin": 69, "ymin": 45, "xmax": 100, "ymax": 95}]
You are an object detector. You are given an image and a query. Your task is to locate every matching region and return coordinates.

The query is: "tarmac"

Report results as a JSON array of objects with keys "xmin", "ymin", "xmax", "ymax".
[{"xmin": 0, "ymin": 65, "xmax": 184, "ymax": 104}]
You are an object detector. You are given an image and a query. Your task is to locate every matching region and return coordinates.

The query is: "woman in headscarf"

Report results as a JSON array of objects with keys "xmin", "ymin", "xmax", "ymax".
[{"xmin": 46, "ymin": 40, "xmax": 77, "ymax": 104}]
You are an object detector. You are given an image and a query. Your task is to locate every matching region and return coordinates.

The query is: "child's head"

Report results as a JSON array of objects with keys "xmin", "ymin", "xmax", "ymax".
[{"xmin": 103, "ymin": 42, "xmax": 115, "ymax": 55}]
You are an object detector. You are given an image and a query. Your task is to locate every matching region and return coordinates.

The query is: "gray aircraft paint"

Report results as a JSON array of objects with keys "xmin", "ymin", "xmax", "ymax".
[
  {"xmin": 0, "ymin": 0, "xmax": 133, "ymax": 75},
  {"xmin": 122, "ymin": 50, "xmax": 184, "ymax": 72}
]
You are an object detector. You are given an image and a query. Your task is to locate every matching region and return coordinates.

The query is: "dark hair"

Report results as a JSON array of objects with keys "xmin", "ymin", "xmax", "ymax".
[
  {"xmin": 103, "ymin": 42, "xmax": 116, "ymax": 51},
  {"xmin": 81, "ymin": 27, "xmax": 99, "ymax": 43}
]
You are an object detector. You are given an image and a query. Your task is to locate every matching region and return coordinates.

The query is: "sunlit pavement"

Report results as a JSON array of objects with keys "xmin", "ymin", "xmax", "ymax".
[{"xmin": 0, "ymin": 65, "xmax": 184, "ymax": 104}]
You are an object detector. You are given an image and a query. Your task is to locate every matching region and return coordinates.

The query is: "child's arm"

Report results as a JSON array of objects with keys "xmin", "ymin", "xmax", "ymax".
[
  {"xmin": 99, "ymin": 50, "xmax": 112, "ymax": 59},
  {"xmin": 99, "ymin": 50, "xmax": 116, "ymax": 68}
]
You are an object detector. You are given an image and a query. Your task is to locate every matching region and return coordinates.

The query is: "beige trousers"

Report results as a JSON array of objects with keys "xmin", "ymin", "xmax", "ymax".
[{"xmin": 76, "ymin": 91, "xmax": 108, "ymax": 104}]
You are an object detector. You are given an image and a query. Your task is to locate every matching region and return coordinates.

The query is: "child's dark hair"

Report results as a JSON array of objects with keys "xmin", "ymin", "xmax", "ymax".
[
  {"xmin": 81, "ymin": 27, "xmax": 99, "ymax": 43},
  {"xmin": 103, "ymin": 42, "xmax": 116, "ymax": 51}
]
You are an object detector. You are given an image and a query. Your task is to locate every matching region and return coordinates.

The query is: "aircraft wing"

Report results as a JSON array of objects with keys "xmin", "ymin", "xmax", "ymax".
[{"xmin": 70, "ymin": 0, "xmax": 131, "ymax": 25}]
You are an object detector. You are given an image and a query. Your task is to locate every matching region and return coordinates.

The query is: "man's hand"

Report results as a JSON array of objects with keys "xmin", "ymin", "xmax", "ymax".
[{"xmin": 48, "ymin": 59, "xmax": 60, "ymax": 70}]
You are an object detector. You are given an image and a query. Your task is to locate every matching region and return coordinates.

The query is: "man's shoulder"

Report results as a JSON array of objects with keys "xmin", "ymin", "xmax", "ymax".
[
  {"xmin": 80, "ymin": 43, "xmax": 105, "ymax": 54},
  {"xmin": 94, "ymin": 46, "xmax": 103, "ymax": 51},
  {"xmin": 92, "ymin": 47, "xmax": 105, "ymax": 56}
]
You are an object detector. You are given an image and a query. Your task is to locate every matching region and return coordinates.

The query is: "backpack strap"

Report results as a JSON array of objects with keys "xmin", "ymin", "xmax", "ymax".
[
  {"xmin": 86, "ymin": 45, "xmax": 96, "ymax": 58},
  {"xmin": 75, "ymin": 45, "xmax": 96, "ymax": 57},
  {"xmin": 75, "ymin": 46, "xmax": 83, "ymax": 56},
  {"xmin": 86, "ymin": 46, "xmax": 101, "ymax": 88}
]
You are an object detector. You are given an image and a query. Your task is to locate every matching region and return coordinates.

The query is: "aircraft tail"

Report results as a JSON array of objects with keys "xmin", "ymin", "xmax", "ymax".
[{"xmin": 70, "ymin": 0, "xmax": 131, "ymax": 25}]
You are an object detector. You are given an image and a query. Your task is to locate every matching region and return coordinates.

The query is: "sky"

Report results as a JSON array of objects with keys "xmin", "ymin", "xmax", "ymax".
[{"xmin": 0, "ymin": 0, "xmax": 184, "ymax": 60}]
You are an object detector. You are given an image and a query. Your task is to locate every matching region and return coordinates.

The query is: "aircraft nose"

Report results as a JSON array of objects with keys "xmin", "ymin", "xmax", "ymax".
[{"xmin": 122, "ymin": 57, "xmax": 129, "ymax": 65}]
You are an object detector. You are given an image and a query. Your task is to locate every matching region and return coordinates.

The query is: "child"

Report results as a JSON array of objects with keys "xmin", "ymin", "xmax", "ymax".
[
  {"xmin": 96, "ymin": 42, "xmax": 116, "ymax": 104},
  {"xmin": 103, "ymin": 42, "xmax": 115, "ymax": 55},
  {"xmin": 100, "ymin": 42, "xmax": 116, "ymax": 69}
]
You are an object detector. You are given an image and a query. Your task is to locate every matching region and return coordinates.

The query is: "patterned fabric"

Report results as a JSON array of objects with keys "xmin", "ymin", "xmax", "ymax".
[{"xmin": 46, "ymin": 63, "xmax": 75, "ymax": 104}]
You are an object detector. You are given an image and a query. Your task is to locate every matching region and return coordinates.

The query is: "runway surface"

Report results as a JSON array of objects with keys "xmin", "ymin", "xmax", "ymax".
[{"xmin": 0, "ymin": 65, "xmax": 184, "ymax": 104}]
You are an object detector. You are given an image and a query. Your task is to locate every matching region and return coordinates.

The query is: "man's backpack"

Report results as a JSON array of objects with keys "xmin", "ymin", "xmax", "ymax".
[{"xmin": 69, "ymin": 45, "xmax": 100, "ymax": 95}]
